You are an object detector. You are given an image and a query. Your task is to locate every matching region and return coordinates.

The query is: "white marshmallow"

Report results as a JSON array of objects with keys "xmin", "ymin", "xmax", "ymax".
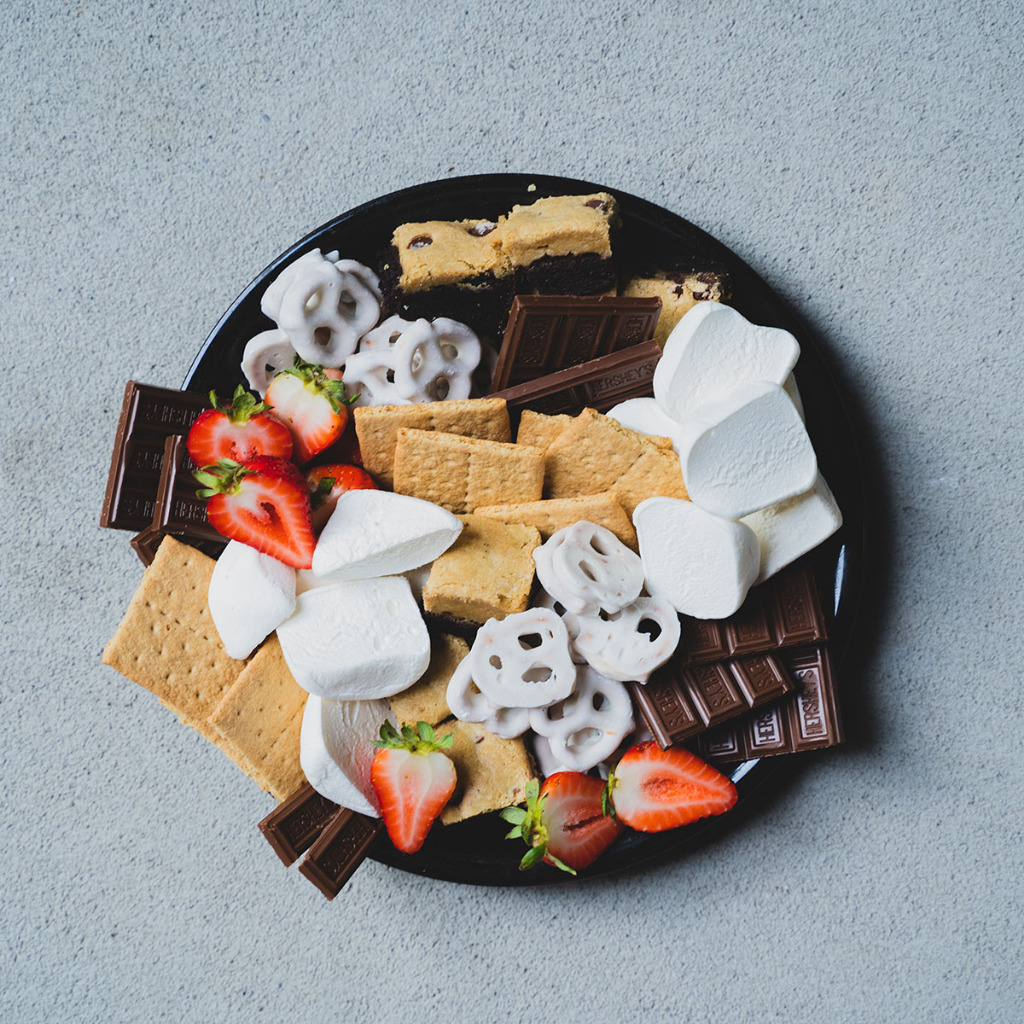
[
  {"xmin": 276, "ymin": 576, "xmax": 430, "ymax": 699},
  {"xmin": 633, "ymin": 496, "xmax": 760, "ymax": 619},
  {"xmin": 783, "ymin": 373, "xmax": 805, "ymax": 422},
  {"xmin": 207, "ymin": 540, "xmax": 296, "ymax": 660},
  {"xmin": 742, "ymin": 473, "xmax": 843, "ymax": 583},
  {"xmin": 311, "ymin": 490, "xmax": 462, "ymax": 580},
  {"xmin": 676, "ymin": 380, "xmax": 818, "ymax": 519},
  {"xmin": 654, "ymin": 302, "xmax": 800, "ymax": 422},
  {"xmin": 605, "ymin": 397, "xmax": 688, "ymax": 458},
  {"xmin": 300, "ymin": 694, "xmax": 394, "ymax": 816}
]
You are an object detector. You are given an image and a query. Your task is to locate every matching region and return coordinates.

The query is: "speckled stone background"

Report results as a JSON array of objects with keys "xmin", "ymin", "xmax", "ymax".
[{"xmin": 3, "ymin": 1, "xmax": 1022, "ymax": 1021}]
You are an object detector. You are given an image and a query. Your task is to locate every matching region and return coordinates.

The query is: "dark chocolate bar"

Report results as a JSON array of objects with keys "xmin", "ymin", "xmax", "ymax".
[
  {"xmin": 100, "ymin": 382, "xmax": 208, "ymax": 531},
  {"xmin": 490, "ymin": 295, "xmax": 661, "ymax": 392},
  {"xmin": 695, "ymin": 646, "xmax": 842, "ymax": 763},
  {"xmin": 629, "ymin": 653, "xmax": 794, "ymax": 748},
  {"xmin": 154, "ymin": 435, "xmax": 224, "ymax": 542},
  {"xmin": 490, "ymin": 340, "xmax": 663, "ymax": 418},
  {"xmin": 298, "ymin": 807, "xmax": 383, "ymax": 900},
  {"xmin": 258, "ymin": 783, "xmax": 341, "ymax": 867},
  {"xmin": 629, "ymin": 561, "xmax": 829, "ymax": 747}
]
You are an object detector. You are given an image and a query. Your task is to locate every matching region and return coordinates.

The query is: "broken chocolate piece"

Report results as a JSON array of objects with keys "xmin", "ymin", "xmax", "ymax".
[
  {"xmin": 298, "ymin": 807, "xmax": 383, "ymax": 900},
  {"xmin": 258, "ymin": 783, "xmax": 340, "ymax": 867},
  {"xmin": 491, "ymin": 295, "xmax": 661, "ymax": 392}
]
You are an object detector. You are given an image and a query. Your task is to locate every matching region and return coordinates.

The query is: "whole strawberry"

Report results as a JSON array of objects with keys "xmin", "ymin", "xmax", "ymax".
[
  {"xmin": 305, "ymin": 463, "xmax": 377, "ymax": 532},
  {"xmin": 194, "ymin": 456, "xmax": 315, "ymax": 569},
  {"xmin": 265, "ymin": 358, "xmax": 355, "ymax": 464},
  {"xmin": 186, "ymin": 384, "xmax": 293, "ymax": 466},
  {"xmin": 370, "ymin": 721, "xmax": 457, "ymax": 855},
  {"xmin": 605, "ymin": 742, "xmax": 737, "ymax": 832},
  {"xmin": 502, "ymin": 772, "xmax": 623, "ymax": 875}
]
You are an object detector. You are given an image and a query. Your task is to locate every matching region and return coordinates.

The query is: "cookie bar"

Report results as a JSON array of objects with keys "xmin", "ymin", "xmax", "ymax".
[
  {"xmin": 353, "ymin": 397, "xmax": 511, "ymax": 488},
  {"xmin": 438, "ymin": 719, "xmax": 535, "ymax": 825},
  {"xmin": 422, "ymin": 515, "xmax": 541, "ymax": 624},
  {"xmin": 388, "ymin": 633, "xmax": 470, "ymax": 728},
  {"xmin": 392, "ymin": 428, "xmax": 545, "ymax": 513},
  {"xmin": 621, "ymin": 271, "xmax": 728, "ymax": 347}
]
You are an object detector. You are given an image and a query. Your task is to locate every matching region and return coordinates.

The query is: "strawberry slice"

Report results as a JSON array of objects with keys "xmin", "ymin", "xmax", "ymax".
[
  {"xmin": 186, "ymin": 385, "xmax": 293, "ymax": 466},
  {"xmin": 305, "ymin": 463, "xmax": 377, "ymax": 532},
  {"xmin": 370, "ymin": 721, "xmax": 457, "ymax": 855},
  {"xmin": 502, "ymin": 772, "xmax": 623, "ymax": 874},
  {"xmin": 265, "ymin": 359, "xmax": 354, "ymax": 465},
  {"xmin": 194, "ymin": 456, "xmax": 315, "ymax": 569},
  {"xmin": 605, "ymin": 742, "xmax": 737, "ymax": 833}
]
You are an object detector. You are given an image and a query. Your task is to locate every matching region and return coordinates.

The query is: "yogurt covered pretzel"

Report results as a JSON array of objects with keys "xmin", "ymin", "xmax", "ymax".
[
  {"xmin": 261, "ymin": 250, "xmax": 379, "ymax": 367},
  {"xmin": 528, "ymin": 664, "xmax": 634, "ymax": 772},
  {"xmin": 533, "ymin": 521, "xmax": 645, "ymax": 616},
  {"xmin": 241, "ymin": 329, "xmax": 296, "ymax": 396}
]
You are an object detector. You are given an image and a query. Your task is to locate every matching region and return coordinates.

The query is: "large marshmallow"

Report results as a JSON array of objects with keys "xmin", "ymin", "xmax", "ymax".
[
  {"xmin": 276, "ymin": 576, "xmax": 431, "ymax": 699},
  {"xmin": 312, "ymin": 490, "xmax": 462, "ymax": 580},
  {"xmin": 300, "ymin": 694, "xmax": 394, "ymax": 816},
  {"xmin": 207, "ymin": 540, "xmax": 296, "ymax": 660},
  {"xmin": 742, "ymin": 473, "xmax": 843, "ymax": 584},
  {"xmin": 654, "ymin": 302, "xmax": 800, "ymax": 422},
  {"xmin": 676, "ymin": 380, "xmax": 818, "ymax": 520},
  {"xmin": 633, "ymin": 496, "xmax": 760, "ymax": 619}
]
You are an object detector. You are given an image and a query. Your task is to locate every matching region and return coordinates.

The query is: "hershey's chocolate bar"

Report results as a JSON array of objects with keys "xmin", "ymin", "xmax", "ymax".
[
  {"xmin": 298, "ymin": 807, "xmax": 383, "ymax": 900},
  {"xmin": 490, "ymin": 341, "xmax": 663, "ymax": 418},
  {"xmin": 695, "ymin": 646, "xmax": 842, "ymax": 763},
  {"xmin": 100, "ymin": 382, "xmax": 208, "ymax": 531},
  {"xmin": 630, "ymin": 653, "xmax": 794, "ymax": 748},
  {"xmin": 258, "ymin": 783, "xmax": 341, "ymax": 867},
  {"xmin": 154, "ymin": 435, "xmax": 224, "ymax": 542},
  {"xmin": 491, "ymin": 294, "xmax": 661, "ymax": 392}
]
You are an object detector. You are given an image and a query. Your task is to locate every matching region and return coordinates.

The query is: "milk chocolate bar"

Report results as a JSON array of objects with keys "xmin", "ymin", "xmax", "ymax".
[
  {"xmin": 489, "ymin": 341, "xmax": 662, "ymax": 419},
  {"xmin": 629, "ymin": 653, "xmax": 794, "ymax": 748},
  {"xmin": 298, "ymin": 807, "xmax": 383, "ymax": 900},
  {"xmin": 154, "ymin": 435, "xmax": 224, "ymax": 542},
  {"xmin": 100, "ymin": 382, "xmax": 208, "ymax": 531},
  {"xmin": 490, "ymin": 295, "xmax": 661, "ymax": 392},
  {"xmin": 695, "ymin": 646, "xmax": 842, "ymax": 762},
  {"xmin": 258, "ymin": 783, "xmax": 340, "ymax": 867},
  {"xmin": 630, "ymin": 561, "xmax": 829, "ymax": 747}
]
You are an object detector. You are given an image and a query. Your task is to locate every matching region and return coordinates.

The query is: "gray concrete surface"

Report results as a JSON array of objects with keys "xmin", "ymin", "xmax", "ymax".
[{"xmin": 2, "ymin": 1, "xmax": 1022, "ymax": 1021}]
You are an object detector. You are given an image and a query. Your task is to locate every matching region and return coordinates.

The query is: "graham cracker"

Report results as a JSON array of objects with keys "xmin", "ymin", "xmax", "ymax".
[
  {"xmin": 438, "ymin": 719, "xmax": 536, "ymax": 825},
  {"xmin": 392, "ymin": 428, "xmax": 545, "ymax": 513},
  {"xmin": 354, "ymin": 397, "xmax": 512, "ymax": 488},
  {"xmin": 474, "ymin": 491, "xmax": 638, "ymax": 550},
  {"xmin": 388, "ymin": 632, "xmax": 470, "ymax": 728},
  {"xmin": 516, "ymin": 409, "xmax": 573, "ymax": 450},
  {"xmin": 208, "ymin": 635, "xmax": 308, "ymax": 802},
  {"xmin": 423, "ymin": 515, "xmax": 541, "ymax": 623},
  {"xmin": 102, "ymin": 536, "xmax": 247, "ymax": 747},
  {"xmin": 543, "ymin": 408, "xmax": 688, "ymax": 517}
]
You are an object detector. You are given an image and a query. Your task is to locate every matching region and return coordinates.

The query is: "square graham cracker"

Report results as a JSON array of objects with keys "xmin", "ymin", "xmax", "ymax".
[
  {"xmin": 438, "ymin": 719, "xmax": 535, "ymax": 825},
  {"xmin": 208, "ymin": 635, "xmax": 307, "ymax": 802},
  {"xmin": 474, "ymin": 491, "xmax": 637, "ymax": 550},
  {"xmin": 354, "ymin": 397, "xmax": 512, "ymax": 488},
  {"xmin": 392, "ymin": 428, "xmax": 544, "ymax": 513},
  {"xmin": 543, "ymin": 408, "xmax": 688, "ymax": 517},
  {"xmin": 423, "ymin": 515, "xmax": 541, "ymax": 623},
  {"xmin": 102, "ymin": 536, "xmax": 247, "ymax": 747},
  {"xmin": 388, "ymin": 632, "xmax": 470, "ymax": 728},
  {"xmin": 515, "ymin": 409, "xmax": 573, "ymax": 450}
]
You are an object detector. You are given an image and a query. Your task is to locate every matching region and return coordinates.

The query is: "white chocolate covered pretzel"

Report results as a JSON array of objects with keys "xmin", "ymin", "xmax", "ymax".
[
  {"xmin": 533, "ymin": 521, "xmax": 644, "ymax": 616},
  {"xmin": 571, "ymin": 593, "xmax": 681, "ymax": 682},
  {"xmin": 469, "ymin": 608, "xmax": 577, "ymax": 709},
  {"xmin": 528, "ymin": 665, "xmax": 634, "ymax": 772},
  {"xmin": 241, "ymin": 329, "xmax": 296, "ymax": 396}
]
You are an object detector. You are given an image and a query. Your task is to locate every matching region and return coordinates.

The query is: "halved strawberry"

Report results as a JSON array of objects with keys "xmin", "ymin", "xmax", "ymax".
[
  {"xmin": 502, "ymin": 772, "xmax": 623, "ymax": 875},
  {"xmin": 605, "ymin": 742, "xmax": 737, "ymax": 832},
  {"xmin": 194, "ymin": 456, "xmax": 315, "ymax": 569},
  {"xmin": 264, "ymin": 359, "xmax": 354, "ymax": 464},
  {"xmin": 370, "ymin": 721, "xmax": 457, "ymax": 855},
  {"xmin": 305, "ymin": 463, "xmax": 377, "ymax": 531},
  {"xmin": 186, "ymin": 385, "xmax": 293, "ymax": 466}
]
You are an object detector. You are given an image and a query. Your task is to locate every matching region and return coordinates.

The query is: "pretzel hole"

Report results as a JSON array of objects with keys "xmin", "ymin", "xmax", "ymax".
[
  {"xmin": 385, "ymin": 368, "xmax": 396, "ymax": 384},
  {"xmin": 411, "ymin": 349, "xmax": 423, "ymax": 372},
  {"xmin": 489, "ymin": 655, "xmax": 503, "ymax": 670},
  {"xmin": 305, "ymin": 290, "xmax": 322, "ymax": 312},
  {"xmin": 440, "ymin": 341, "xmax": 459, "ymax": 360},
  {"xmin": 598, "ymin": 608, "xmax": 621, "ymax": 622},
  {"xmin": 592, "ymin": 692, "xmax": 607, "ymax": 711},
  {"xmin": 567, "ymin": 727, "xmax": 601, "ymax": 750},
  {"xmin": 430, "ymin": 377, "xmax": 450, "ymax": 400},
  {"xmin": 388, "ymin": 331, "xmax": 402, "ymax": 345},
  {"xmin": 522, "ymin": 666, "xmax": 552, "ymax": 683},
  {"xmin": 589, "ymin": 533, "xmax": 614, "ymax": 556},
  {"xmin": 638, "ymin": 618, "xmax": 662, "ymax": 640},
  {"xmin": 518, "ymin": 633, "xmax": 543, "ymax": 650},
  {"xmin": 314, "ymin": 326, "xmax": 332, "ymax": 348},
  {"xmin": 580, "ymin": 561, "xmax": 598, "ymax": 582}
]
